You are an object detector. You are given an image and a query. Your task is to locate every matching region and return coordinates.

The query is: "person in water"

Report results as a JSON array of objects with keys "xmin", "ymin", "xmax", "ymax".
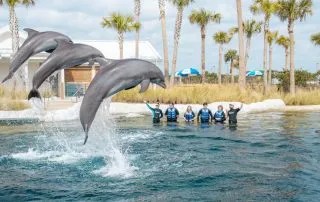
[
  {"xmin": 197, "ymin": 102, "xmax": 213, "ymax": 123},
  {"xmin": 227, "ymin": 103, "xmax": 243, "ymax": 126},
  {"xmin": 213, "ymin": 105, "xmax": 226, "ymax": 123},
  {"xmin": 145, "ymin": 101, "xmax": 163, "ymax": 123},
  {"xmin": 184, "ymin": 106, "xmax": 195, "ymax": 122},
  {"xmin": 165, "ymin": 103, "xmax": 179, "ymax": 122}
]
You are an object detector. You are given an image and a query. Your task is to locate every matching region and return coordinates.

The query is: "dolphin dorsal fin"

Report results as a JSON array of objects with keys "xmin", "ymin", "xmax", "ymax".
[
  {"xmin": 139, "ymin": 79, "xmax": 150, "ymax": 93},
  {"xmin": 23, "ymin": 28, "xmax": 39, "ymax": 39}
]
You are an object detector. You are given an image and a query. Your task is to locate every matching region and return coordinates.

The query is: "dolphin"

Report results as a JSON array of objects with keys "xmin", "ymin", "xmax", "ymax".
[
  {"xmin": 2, "ymin": 28, "xmax": 72, "ymax": 83},
  {"xmin": 27, "ymin": 39, "xmax": 105, "ymax": 100},
  {"xmin": 80, "ymin": 58, "xmax": 166, "ymax": 144}
]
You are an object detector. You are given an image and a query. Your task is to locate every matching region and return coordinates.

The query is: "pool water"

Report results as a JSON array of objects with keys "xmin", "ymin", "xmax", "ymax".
[{"xmin": 0, "ymin": 111, "xmax": 320, "ymax": 201}]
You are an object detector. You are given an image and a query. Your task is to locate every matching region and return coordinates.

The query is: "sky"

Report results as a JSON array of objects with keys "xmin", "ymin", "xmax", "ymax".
[{"xmin": 0, "ymin": 0, "xmax": 319, "ymax": 73}]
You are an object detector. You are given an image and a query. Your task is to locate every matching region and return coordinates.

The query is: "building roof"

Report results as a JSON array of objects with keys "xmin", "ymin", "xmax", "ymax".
[{"xmin": 0, "ymin": 26, "xmax": 161, "ymax": 61}]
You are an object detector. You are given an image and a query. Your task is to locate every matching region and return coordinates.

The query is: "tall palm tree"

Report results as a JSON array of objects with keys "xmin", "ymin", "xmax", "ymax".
[
  {"xmin": 158, "ymin": 0, "xmax": 170, "ymax": 85},
  {"xmin": 169, "ymin": 0, "xmax": 194, "ymax": 86},
  {"xmin": 266, "ymin": 30, "xmax": 278, "ymax": 86},
  {"xmin": 101, "ymin": 12, "xmax": 140, "ymax": 59},
  {"xmin": 224, "ymin": 49, "xmax": 238, "ymax": 84},
  {"xmin": 276, "ymin": 35, "xmax": 290, "ymax": 70},
  {"xmin": 276, "ymin": 0, "xmax": 313, "ymax": 94},
  {"xmin": 311, "ymin": 33, "xmax": 320, "ymax": 46},
  {"xmin": 1, "ymin": 0, "xmax": 35, "ymax": 91},
  {"xmin": 236, "ymin": 0, "xmax": 246, "ymax": 89},
  {"xmin": 189, "ymin": 8, "xmax": 221, "ymax": 84},
  {"xmin": 134, "ymin": 0, "xmax": 141, "ymax": 58},
  {"xmin": 214, "ymin": 32, "xmax": 231, "ymax": 85},
  {"xmin": 251, "ymin": 0, "xmax": 278, "ymax": 92}
]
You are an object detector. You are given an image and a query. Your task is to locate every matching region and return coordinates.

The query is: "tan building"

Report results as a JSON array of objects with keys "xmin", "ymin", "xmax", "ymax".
[{"xmin": 0, "ymin": 25, "xmax": 162, "ymax": 98}]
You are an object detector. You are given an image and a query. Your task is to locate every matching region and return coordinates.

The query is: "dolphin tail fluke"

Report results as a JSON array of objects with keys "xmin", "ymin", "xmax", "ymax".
[
  {"xmin": 83, "ymin": 124, "xmax": 89, "ymax": 145},
  {"xmin": 2, "ymin": 73, "xmax": 12, "ymax": 83},
  {"xmin": 28, "ymin": 89, "xmax": 41, "ymax": 100}
]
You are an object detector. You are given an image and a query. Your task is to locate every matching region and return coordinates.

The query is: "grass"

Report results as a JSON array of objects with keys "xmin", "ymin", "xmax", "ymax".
[
  {"xmin": 112, "ymin": 84, "xmax": 320, "ymax": 105},
  {"xmin": 0, "ymin": 85, "xmax": 30, "ymax": 111}
]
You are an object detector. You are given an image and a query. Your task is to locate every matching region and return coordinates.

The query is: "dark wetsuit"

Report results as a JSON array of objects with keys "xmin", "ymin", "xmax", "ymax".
[
  {"xmin": 165, "ymin": 107, "xmax": 179, "ymax": 122},
  {"xmin": 146, "ymin": 103, "xmax": 163, "ymax": 123},
  {"xmin": 227, "ymin": 108, "xmax": 241, "ymax": 125},
  {"xmin": 197, "ymin": 108, "xmax": 213, "ymax": 123},
  {"xmin": 184, "ymin": 111, "xmax": 195, "ymax": 122},
  {"xmin": 213, "ymin": 110, "xmax": 226, "ymax": 123}
]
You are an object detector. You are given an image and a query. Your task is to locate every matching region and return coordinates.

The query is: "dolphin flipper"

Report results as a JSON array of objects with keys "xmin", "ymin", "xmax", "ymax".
[{"xmin": 139, "ymin": 79, "xmax": 150, "ymax": 93}]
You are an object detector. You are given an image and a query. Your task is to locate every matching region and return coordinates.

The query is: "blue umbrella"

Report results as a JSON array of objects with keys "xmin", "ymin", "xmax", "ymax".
[
  {"xmin": 246, "ymin": 70, "xmax": 263, "ymax": 77},
  {"xmin": 175, "ymin": 68, "xmax": 201, "ymax": 77}
]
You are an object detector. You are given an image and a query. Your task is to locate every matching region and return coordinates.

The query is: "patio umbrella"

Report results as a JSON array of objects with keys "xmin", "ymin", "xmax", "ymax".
[
  {"xmin": 175, "ymin": 68, "xmax": 201, "ymax": 77},
  {"xmin": 246, "ymin": 70, "xmax": 263, "ymax": 77}
]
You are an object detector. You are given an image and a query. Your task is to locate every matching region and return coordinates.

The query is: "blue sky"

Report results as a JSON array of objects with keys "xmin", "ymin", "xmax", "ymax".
[{"xmin": 0, "ymin": 0, "xmax": 319, "ymax": 73}]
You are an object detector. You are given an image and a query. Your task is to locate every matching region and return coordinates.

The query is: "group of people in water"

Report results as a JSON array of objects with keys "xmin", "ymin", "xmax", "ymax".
[{"xmin": 145, "ymin": 101, "xmax": 243, "ymax": 126}]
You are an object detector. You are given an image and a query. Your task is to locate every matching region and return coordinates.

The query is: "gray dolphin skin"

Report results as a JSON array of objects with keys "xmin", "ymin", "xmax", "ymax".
[
  {"xmin": 2, "ymin": 28, "xmax": 72, "ymax": 83},
  {"xmin": 80, "ymin": 58, "xmax": 166, "ymax": 144},
  {"xmin": 28, "ymin": 39, "xmax": 105, "ymax": 100}
]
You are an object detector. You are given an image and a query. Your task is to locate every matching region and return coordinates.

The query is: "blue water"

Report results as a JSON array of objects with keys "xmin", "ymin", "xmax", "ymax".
[{"xmin": 0, "ymin": 111, "xmax": 320, "ymax": 201}]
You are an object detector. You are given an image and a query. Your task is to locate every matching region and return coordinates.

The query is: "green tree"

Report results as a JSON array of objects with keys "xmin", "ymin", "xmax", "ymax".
[
  {"xmin": 214, "ymin": 31, "xmax": 231, "ymax": 85},
  {"xmin": 311, "ymin": 33, "xmax": 320, "ymax": 46},
  {"xmin": 101, "ymin": 12, "xmax": 140, "ymax": 59},
  {"xmin": 276, "ymin": 0, "xmax": 313, "ymax": 94},
  {"xmin": 158, "ymin": 0, "xmax": 170, "ymax": 84},
  {"xmin": 276, "ymin": 35, "xmax": 290, "ymax": 70},
  {"xmin": 224, "ymin": 49, "xmax": 238, "ymax": 84},
  {"xmin": 266, "ymin": 30, "xmax": 278, "ymax": 86},
  {"xmin": 189, "ymin": 8, "xmax": 221, "ymax": 83},
  {"xmin": 0, "ymin": 0, "xmax": 35, "ymax": 90},
  {"xmin": 134, "ymin": 0, "xmax": 141, "ymax": 58},
  {"xmin": 236, "ymin": 0, "xmax": 246, "ymax": 89},
  {"xmin": 169, "ymin": 0, "xmax": 194, "ymax": 86},
  {"xmin": 251, "ymin": 0, "xmax": 278, "ymax": 93}
]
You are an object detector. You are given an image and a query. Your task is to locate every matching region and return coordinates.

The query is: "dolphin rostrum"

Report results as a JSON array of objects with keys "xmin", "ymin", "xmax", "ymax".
[
  {"xmin": 2, "ymin": 28, "xmax": 72, "ymax": 83},
  {"xmin": 80, "ymin": 58, "xmax": 166, "ymax": 144},
  {"xmin": 27, "ymin": 39, "xmax": 105, "ymax": 100}
]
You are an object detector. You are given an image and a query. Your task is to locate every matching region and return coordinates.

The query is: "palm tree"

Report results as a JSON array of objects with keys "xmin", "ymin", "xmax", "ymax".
[
  {"xmin": 224, "ymin": 49, "xmax": 238, "ymax": 84},
  {"xmin": 266, "ymin": 30, "xmax": 278, "ymax": 86},
  {"xmin": 134, "ymin": 0, "xmax": 141, "ymax": 58},
  {"xmin": 101, "ymin": 12, "xmax": 140, "ymax": 59},
  {"xmin": 169, "ymin": 0, "xmax": 194, "ymax": 86},
  {"xmin": 189, "ymin": 8, "xmax": 221, "ymax": 83},
  {"xmin": 158, "ymin": 0, "xmax": 170, "ymax": 85},
  {"xmin": 276, "ymin": 35, "xmax": 290, "ymax": 70},
  {"xmin": 276, "ymin": 0, "xmax": 313, "ymax": 94},
  {"xmin": 213, "ymin": 32, "xmax": 231, "ymax": 85},
  {"xmin": 1, "ymin": 0, "xmax": 35, "ymax": 90},
  {"xmin": 229, "ymin": 20, "xmax": 262, "ymax": 68},
  {"xmin": 236, "ymin": 0, "xmax": 246, "ymax": 89},
  {"xmin": 311, "ymin": 33, "xmax": 320, "ymax": 46},
  {"xmin": 251, "ymin": 0, "xmax": 278, "ymax": 92}
]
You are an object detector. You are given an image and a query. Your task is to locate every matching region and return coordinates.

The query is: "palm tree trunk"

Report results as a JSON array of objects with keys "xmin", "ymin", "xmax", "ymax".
[
  {"xmin": 236, "ymin": 0, "xmax": 246, "ymax": 89},
  {"xmin": 285, "ymin": 47, "xmax": 289, "ymax": 71},
  {"xmin": 268, "ymin": 45, "xmax": 273, "ymax": 87},
  {"xmin": 263, "ymin": 18, "xmax": 269, "ymax": 93},
  {"xmin": 9, "ymin": 6, "xmax": 17, "ymax": 92},
  {"xmin": 170, "ymin": 7, "xmax": 183, "ymax": 86},
  {"xmin": 218, "ymin": 44, "xmax": 222, "ymax": 85},
  {"xmin": 134, "ymin": 0, "xmax": 140, "ymax": 58},
  {"xmin": 245, "ymin": 36, "xmax": 251, "ymax": 68},
  {"xmin": 288, "ymin": 21, "xmax": 295, "ymax": 94},
  {"xmin": 230, "ymin": 61, "xmax": 234, "ymax": 84},
  {"xmin": 118, "ymin": 32, "xmax": 124, "ymax": 59},
  {"xmin": 201, "ymin": 26, "xmax": 206, "ymax": 83},
  {"xmin": 158, "ymin": 0, "xmax": 169, "ymax": 85}
]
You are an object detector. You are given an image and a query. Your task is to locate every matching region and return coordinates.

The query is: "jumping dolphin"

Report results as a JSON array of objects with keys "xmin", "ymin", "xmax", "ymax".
[
  {"xmin": 80, "ymin": 58, "xmax": 166, "ymax": 144},
  {"xmin": 27, "ymin": 39, "xmax": 105, "ymax": 100},
  {"xmin": 2, "ymin": 28, "xmax": 72, "ymax": 83}
]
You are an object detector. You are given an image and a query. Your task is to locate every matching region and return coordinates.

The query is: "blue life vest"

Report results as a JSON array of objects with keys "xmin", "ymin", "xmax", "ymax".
[
  {"xmin": 184, "ymin": 111, "xmax": 194, "ymax": 121},
  {"xmin": 200, "ymin": 109, "xmax": 210, "ymax": 122},
  {"xmin": 214, "ymin": 111, "xmax": 224, "ymax": 122},
  {"xmin": 167, "ymin": 108, "xmax": 177, "ymax": 121}
]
